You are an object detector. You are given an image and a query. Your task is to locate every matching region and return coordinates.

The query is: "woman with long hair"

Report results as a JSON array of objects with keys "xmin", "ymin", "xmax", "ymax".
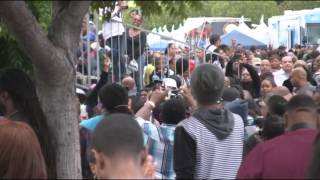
[
  {"xmin": 0, "ymin": 68, "xmax": 56, "ymax": 177},
  {"xmin": 0, "ymin": 120, "xmax": 47, "ymax": 178}
]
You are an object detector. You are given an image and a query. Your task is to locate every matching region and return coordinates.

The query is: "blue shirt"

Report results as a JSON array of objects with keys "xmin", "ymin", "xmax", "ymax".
[
  {"xmin": 143, "ymin": 122, "xmax": 176, "ymax": 179},
  {"xmin": 80, "ymin": 115, "xmax": 177, "ymax": 179},
  {"xmin": 80, "ymin": 115, "xmax": 150, "ymax": 145},
  {"xmin": 79, "ymin": 115, "xmax": 103, "ymax": 131}
]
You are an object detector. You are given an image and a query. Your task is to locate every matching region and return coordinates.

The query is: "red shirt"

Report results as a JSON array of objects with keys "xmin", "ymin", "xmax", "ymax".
[
  {"xmin": 237, "ymin": 128, "xmax": 317, "ymax": 179},
  {"xmin": 189, "ymin": 59, "xmax": 195, "ymax": 74}
]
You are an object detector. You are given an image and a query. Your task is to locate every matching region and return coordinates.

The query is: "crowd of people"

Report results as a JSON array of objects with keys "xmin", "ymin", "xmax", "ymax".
[
  {"xmin": 75, "ymin": 35, "xmax": 320, "ymax": 179},
  {"xmin": 1, "ymin": 39, "xmax": 320, "ymax": 179},
  {"xmin": 2, "ymin": 1, "xmax": 320, "ymax": 179}
]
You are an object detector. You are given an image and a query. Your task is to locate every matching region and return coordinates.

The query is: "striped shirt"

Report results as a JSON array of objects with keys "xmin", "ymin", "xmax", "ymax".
[{"xmin": 178, "ymin": 113, "xmax": 244, "ymax": 179}]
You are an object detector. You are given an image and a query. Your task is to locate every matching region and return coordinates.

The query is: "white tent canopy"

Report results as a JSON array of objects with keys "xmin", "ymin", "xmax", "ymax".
[
  {"xmin": 147, "ymin": 28, "xmax": 161, "ymax": 45},
  {"xmin": 251, "ymin": 15, "xmax": 271, "ymax": 44},
  {"xmin": 147, "ymin": 16, "xmax": 263, "ymax": 47},
  {"xmin": 237, "ymin": 16, "xmax": 253, "ymax": 34}
]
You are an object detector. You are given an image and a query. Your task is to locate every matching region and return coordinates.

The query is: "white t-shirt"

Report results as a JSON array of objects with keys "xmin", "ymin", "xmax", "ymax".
[
  {"xmin": 205, "ymin": 44, "xmax": 217, "ymax": 54},
  {"xmin": 102, "ymin": 6, "xmax": 125, "ymax": 40},
  {"xmin": 212, "ymin": 60, "xmax": 222, "ymax": 69},
  {"xmin": 273, "ymin": 69, "xmax": 290, "ymax": 86}
]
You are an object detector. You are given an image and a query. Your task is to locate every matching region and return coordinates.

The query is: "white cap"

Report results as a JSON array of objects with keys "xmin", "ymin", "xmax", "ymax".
[
  {"xmin": 76, "ymin": 88, "xmax": 86, "ymax": 95},
  {"xmin": 162, "ymin": 78, "xmax": 177, "ymax": 89}
]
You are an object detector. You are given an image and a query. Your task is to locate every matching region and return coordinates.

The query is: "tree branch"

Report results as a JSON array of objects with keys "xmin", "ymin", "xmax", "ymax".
[
  {"xmin": 52, "ymin": 1, "xmax": 91, "ymax": 28},
  {"xmin": 66, "ymin": 1, "xmax": 92, "ymax": 23},
  {"xmin": 52, "ymin": 1, "xmax": 69, "ymax": 21},
  {"xmin": 50, "ymin": 1, "xmax": 91, "ymax": 65},
  {"xmin": 0, "ymin": 1, "xmax": 66, "ymax": 79}
]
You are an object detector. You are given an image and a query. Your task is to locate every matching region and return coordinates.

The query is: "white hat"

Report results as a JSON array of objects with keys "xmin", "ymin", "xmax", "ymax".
[
  {"xmin": 162, "ymin": 78, "xmax": 177, "ymax": 89},
  {"xmin": 76, "ymin": 88, "xmax": 86, "ymax": 95}
]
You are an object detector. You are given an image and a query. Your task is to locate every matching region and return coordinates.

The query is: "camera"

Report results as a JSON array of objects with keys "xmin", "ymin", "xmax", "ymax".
[
  {"xmin": 169, "ymin": 89, "xmax": 181, "ymax": 99},
  {"xmin": 161, "ymin": 78, "xmax": 181, "ymax": 99}
]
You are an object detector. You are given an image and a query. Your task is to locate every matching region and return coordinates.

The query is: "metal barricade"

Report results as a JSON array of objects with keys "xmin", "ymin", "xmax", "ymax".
[{"xmin": 76, "ymin": 14, "xmax": 226, "ymax": 92}]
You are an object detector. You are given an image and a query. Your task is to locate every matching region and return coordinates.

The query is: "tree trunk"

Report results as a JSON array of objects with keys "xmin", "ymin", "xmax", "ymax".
[
  {"xmin": 0, "ymin": 1, "xmax": 91, "ymax": 178},
  {"xmin": 36, "ymin": 72, "xmax": 81, "ymax": 179}
]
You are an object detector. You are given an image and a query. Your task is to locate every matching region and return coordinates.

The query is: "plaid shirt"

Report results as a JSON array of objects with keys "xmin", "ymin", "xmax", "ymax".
[{"xmin": 142, "ymin": 122, "xmax": 176, "ymax": 179}]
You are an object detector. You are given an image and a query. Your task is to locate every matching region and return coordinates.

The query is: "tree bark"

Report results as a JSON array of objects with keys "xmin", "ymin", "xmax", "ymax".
[
  {"xmin": 0, "ymin": 1, "xmax": 91, "ymax": 178},
  {"xmin": 36, "ymin": 77, "xmax": 82, "ymax": 178}
]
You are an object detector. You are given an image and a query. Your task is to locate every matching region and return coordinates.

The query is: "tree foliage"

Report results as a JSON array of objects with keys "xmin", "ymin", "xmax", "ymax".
[
  {"xmin": 26, "ymin": 1, "xmax": 52, "ymax": 31},
  {"xmin": 141, "ymin": 1, "xmax": 281, "ymax": 29},
  {"xmin": 0, "ymin": 37, "xmax": 33, "ymax": 74},
  {"xmin": 91, "ymin": 1, "xmax": 204, "ymax": 30},
  {"xmin": 90, "ymin": 1, "xmax": 117, "ymax": 21},
  {"xmin": 0, "ymin": 1, "xmax": 52, "ymax": 72},
  {"xmin": 139, "ymin": 1, "xmax": 320, "ymax": 29},
  {"xmin": 278, "ymin": 1, "xmax": 320, "ymax": 12}
]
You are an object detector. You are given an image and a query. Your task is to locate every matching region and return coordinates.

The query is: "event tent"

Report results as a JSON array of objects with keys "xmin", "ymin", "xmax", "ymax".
[
  {"xmin": 149, "ymin": 40, "xmax": 170, "ymax": 51},
  {"xmin": 253, "ymin": 15, "xmax": 271, "ymax": 44},
  {"xmin": 221, "ymin": 29, "xmax": 267, "ymax": 48}
]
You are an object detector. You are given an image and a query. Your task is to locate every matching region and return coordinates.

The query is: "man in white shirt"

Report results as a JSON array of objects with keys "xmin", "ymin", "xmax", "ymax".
[
  {"xmin": 273, "ymin": 56, "xmax": 294, "ymax": 86},
  {"xmin": 205, "ymin": 34, "xmax": 221, "ymax": 54},
  {"xmin": 102, "ymin": 1, "xmax": 127, "ymax": 82}
]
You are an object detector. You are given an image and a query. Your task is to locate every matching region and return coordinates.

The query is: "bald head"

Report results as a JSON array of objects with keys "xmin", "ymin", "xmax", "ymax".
[
  {"xmin": 294, "ymin": 60, "xmax": 307, "ymax": 69},
  {"xmin": 292, "ymin": 67, "xmax": 307, "ymax": 79},
  {"xmin": 284, "ymin": 95, "xmax": 318, "ymax": 130},
  {"xmin": 272, "ymin": 86, "xmax": 290, "ymax": 96},
  {"xmin": 122, "ymin": 76, "xmax": 135, "ymax": 90},
  {"xmin": 271, "ymin": 86, "xmax": 292, "ymax": 101},
  {"xmin": 290, "ymin": 67, "xmax": 307, "ymax": 88}
]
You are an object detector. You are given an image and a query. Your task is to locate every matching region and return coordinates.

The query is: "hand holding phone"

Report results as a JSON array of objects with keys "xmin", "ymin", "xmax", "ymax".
[{"xmin": 150, "ymin": 89, "xmax": 168, "ymax": 106}]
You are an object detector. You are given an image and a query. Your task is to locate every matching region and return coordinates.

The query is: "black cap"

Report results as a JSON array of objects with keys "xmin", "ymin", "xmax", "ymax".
[{"xmin": 222, "ymin": 87, "xmax": 241, "ymax": 102}]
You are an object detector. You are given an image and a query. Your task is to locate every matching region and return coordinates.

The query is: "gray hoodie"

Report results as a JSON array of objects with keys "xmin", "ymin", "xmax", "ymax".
[{"xmin": 193, "ymin": 108, "xmax": 235, "ymax": 140}]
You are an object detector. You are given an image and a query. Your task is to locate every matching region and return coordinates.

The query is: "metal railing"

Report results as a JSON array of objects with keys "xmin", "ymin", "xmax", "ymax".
[{"xmin": 76, "ymin": 15, "xmax": 226, "ymax": 91}]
